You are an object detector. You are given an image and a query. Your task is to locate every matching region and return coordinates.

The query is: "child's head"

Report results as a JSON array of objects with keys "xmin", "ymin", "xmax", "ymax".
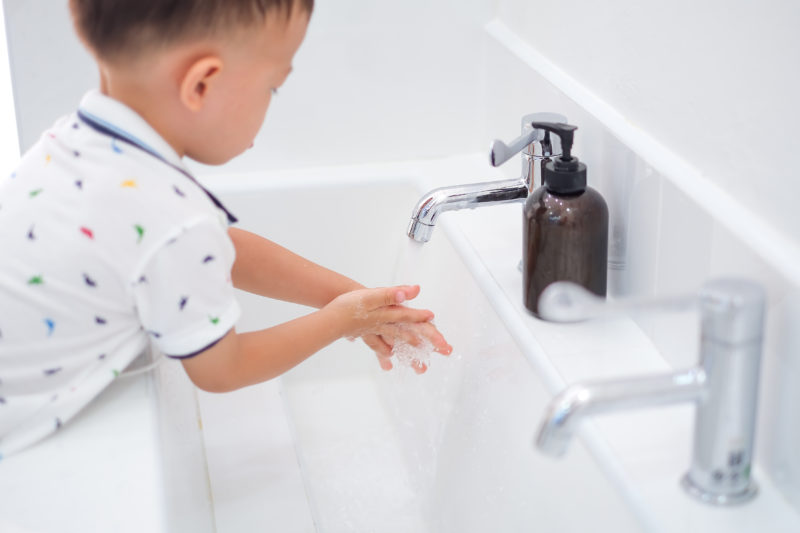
[
  {"xmin": 69, "ymin": 0, "xmax": 313, "ymax": 164},
  {"xmin": 69, "ymin": 0, "xmax": 314, "ymax": 65}
]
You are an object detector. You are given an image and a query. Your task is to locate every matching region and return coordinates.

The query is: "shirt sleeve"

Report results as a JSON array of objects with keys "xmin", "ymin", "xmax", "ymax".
[{"xmin": 132, "ymin": 216, "xmax": 240, "ymax": 358}]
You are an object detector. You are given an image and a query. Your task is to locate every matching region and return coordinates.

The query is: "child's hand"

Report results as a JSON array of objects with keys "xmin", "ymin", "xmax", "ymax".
[{"xmin": 325, "ymin": 285, "xmax": 452, "ymax": 373}]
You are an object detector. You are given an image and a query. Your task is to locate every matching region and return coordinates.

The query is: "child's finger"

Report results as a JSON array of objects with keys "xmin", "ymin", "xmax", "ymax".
[
  {"xmin": 393, "ymin": 284, "xmax": 421, "ymax": 303},
  {"xmin": 411, "ymin": 358, "xmax": 428, "ymax": 374},
  {"xmin": 361, "ymin": 334, "xmax": 395, "ymax": 371},
  {"xmin": 412, "ymin": 321, "xmax": 453, "ymax": 355},
  {"xmin": 380, "ymin": 306, "xmax": 434, "ymax": 325},
  {"xmin": 362, "ymin": 333, "xmax": 392, "ymax": 357},
  {"xmin": 375, "ymin": 323, "xmax": 423, "ymax": 347},
  {"xmin": 362, "ymin": 285, "xmax": 421, "ymax": 310},
  {"xmin": 376, "ymin": 353, "xmax": 394, "ymax": 370},
  {"xmin": 361, "ymin": 334, "xmax": 392, "ymax": 358}
]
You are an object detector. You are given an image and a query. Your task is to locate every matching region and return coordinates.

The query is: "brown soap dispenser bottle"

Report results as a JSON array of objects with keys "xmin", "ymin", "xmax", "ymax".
[{"xmin": 523, "ymin": 122, "xmax": 608, "ymax": 316}]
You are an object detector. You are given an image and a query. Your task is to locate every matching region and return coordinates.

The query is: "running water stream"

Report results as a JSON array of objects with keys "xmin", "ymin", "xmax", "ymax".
[{"xmin": 390, "ymin": 237, "xmax": 438, "ymax": 371}]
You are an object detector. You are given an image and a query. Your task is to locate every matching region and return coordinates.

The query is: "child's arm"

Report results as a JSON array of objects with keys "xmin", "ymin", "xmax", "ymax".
[
  {"xmin": 227, "ymin": 227, "xmax": 450, "ymax": 372},
  {"xmin": 179, "ymin": 284, "xmax": 448, "ymax": 392},
  {"xmin": 228, "ymin": 227, "xmax": 362, "ymax": 307}
]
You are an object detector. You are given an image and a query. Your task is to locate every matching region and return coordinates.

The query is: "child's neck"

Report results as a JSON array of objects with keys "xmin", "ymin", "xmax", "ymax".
[{"xmin": 98, "ymin": 60, "xmax": 189, "ymax": 159}]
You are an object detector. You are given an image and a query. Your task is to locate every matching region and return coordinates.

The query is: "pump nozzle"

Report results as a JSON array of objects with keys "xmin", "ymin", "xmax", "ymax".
[
  {"xmin": 528, "ymin": 122, "xmax": 577, "ymax": 160},
  {"xmin": 527, "ymin": 122, "xmax": 586, "ymax": 194}
]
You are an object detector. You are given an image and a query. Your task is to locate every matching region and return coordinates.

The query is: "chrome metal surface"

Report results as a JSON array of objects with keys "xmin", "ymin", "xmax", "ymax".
[
  {"xmin": 406, "ymin": 178, "xmax": 527, "ymax": 242},
  {"xmin": 407, "ymin": 113, "xmax": 566, "ymax": 243},
  {"xmin": 536, "ymin": 369, "xmax": 707, "ymax": 457},
  {"xmin": 489, "ymin": 112, "xmax": 566, "ymax": 168},
  {"xmin": 538, "ymin": 281, "xmax": 695, "ymax": 322},
  {"xmin": 536, "ymin": 278, "xmax": 766, "ymax": 506}
]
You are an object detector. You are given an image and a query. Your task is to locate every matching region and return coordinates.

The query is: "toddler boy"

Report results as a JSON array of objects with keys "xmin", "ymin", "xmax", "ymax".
[{"xmin": 0, "ymin": 0, "xmax": 451, "ymax": 457}]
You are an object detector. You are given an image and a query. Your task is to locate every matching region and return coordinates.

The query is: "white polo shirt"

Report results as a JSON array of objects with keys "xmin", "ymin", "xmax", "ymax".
[{"xmin": 0, "ymin": 90, "xmax": 241, "ymax": 457}]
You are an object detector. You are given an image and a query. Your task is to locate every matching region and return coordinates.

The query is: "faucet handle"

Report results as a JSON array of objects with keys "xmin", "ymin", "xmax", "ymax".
[
  {"xmin": 537, "ymin": 282, "xmax": 696, "ymax": 322},
  {"xmin": 539, "ymin": 279, "xmax": 765, "ymax": 342},
  {"xmin": 489, "ymin": 112, "xmax": 567, "ymax": 167}
]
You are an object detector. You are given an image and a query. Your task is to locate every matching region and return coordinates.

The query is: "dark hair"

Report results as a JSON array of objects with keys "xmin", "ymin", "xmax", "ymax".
[{"xmin": 70, "ymin": 0, "xmax": 313, "ymax": 62}]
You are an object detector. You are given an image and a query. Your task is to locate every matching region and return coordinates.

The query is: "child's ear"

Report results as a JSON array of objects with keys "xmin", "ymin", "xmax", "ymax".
[{"xmin": 179, "ymin": 56, "xmax": 224, "ymax": 112}]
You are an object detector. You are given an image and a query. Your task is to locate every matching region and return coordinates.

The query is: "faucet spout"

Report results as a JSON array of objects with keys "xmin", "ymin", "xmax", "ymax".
[
  {"xmin": 536, "ymin": 368, "xmax": 707, "ymax": 457},
  {"xmin": 407, "ymin": 178, "xmax": 527, "ymax": 242},
  {"xmin": 407, "ymin": 112, "xmax": 567, "ymax": 243}
]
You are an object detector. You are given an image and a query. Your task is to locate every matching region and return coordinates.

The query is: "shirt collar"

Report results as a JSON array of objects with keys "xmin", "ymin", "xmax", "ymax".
[
  {"xmin": 78, "ymin": 90, "xmax": 186, "ymax": 170},
  {"xmin": 77, "ymin": 90, "xmax": 238, "ymax": 225}
]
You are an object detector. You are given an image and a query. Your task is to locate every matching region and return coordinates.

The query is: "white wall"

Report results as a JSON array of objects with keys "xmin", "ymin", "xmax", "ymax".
[
  {"xmin": 2, "ymin": 0, "xmax": 96, "ymax": 153},
  {"xmin": 0, "ymin": 1, "xmax": 19, "ymax": 175},
  {"xmin": 496, "ymin": 0, "xmax": 800, "ymax": 244},
  {"xmin": 2, "ymin": 0, "xmax": 490, "ymax": 172},
  {"xmin": 195, "ymin": 0, "xmax": 491, "ymax": 175}
]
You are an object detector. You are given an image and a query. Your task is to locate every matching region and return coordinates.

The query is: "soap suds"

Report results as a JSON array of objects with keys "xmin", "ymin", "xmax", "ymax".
[{"xmin": 391, "ymin": 333, "xmax": 435, "ymax": 370}]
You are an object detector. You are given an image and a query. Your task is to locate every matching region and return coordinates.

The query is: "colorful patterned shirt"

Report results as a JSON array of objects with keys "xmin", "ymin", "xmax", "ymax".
[{"xmin": 0, "ymin": 90, "xmax": 241, "ymax": 457}]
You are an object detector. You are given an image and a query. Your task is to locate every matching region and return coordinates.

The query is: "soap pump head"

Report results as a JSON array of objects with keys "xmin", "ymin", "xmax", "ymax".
[{"xmin": 529, "ymin": 122, "xmax": 587, "ymax": 195}]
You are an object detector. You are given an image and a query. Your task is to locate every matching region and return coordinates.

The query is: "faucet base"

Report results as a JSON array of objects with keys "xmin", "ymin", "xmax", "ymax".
[{"xmin": 681, "ymin": 473, "xmax": 758, "ymax": 506}]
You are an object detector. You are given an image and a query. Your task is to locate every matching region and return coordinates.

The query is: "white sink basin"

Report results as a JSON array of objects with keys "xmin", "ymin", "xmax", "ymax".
[{"xmin": 197, "ymin": 177, "xmax": 641, "ymax": 532}]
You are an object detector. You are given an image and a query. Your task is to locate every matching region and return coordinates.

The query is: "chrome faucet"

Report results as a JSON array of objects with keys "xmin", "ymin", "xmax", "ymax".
[
  {"xmin": 535, "ymin": 278, "xmax": 766, "ymax": 505},
  {"xmin": 406, "ymin": 112, "xmax": 566, "ymax": 242}
]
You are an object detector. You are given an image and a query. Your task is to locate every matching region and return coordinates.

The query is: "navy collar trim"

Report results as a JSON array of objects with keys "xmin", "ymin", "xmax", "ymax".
[{"xmin": 77, "ymin": 109, "xmax": 238, "ymax": 225}]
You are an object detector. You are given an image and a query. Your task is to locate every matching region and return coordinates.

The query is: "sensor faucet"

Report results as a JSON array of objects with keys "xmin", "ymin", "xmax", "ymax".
[
  {"xmin": 535, "ymin": 278, "xmax": 766, "ymax": 506},
  {"xmin": 406, "ymin": 112, "xmax": 566, "ymax": 243}
]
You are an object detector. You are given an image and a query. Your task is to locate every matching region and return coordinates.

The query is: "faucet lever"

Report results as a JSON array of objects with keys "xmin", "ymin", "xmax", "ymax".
[
  {"xmin": 538, "ymin": 281, "xmax": 696, "ymax": 322},
  {"xmin": 489, "ymin": 112, "xmax": 568, "ymax": 168},
  {"xmin": 489, "ymin": 130, "xmax": 542, "ymax": 167}
]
